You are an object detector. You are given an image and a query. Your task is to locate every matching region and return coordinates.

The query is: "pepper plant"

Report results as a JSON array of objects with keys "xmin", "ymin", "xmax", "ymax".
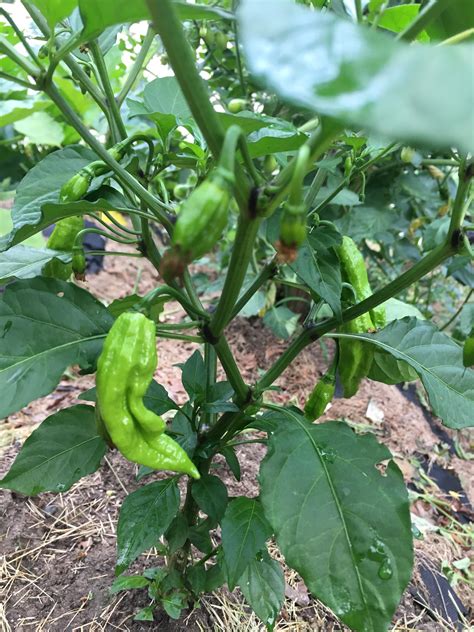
[{"xmin": 1, "ymin": 1, "xmax": 473, "ymax": 630}]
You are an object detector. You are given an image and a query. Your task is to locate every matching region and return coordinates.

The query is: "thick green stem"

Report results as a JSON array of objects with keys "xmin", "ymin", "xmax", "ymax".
[
  {"xmin": 213, "ymin": 337, "xmax": 251, "ymax": 404},
  {"xmin": 118, "ymin": 26, "xmax": 155, "ymax": 106},
  {"xmin": 448, "ymin": 158, "xmax": 472, "ymax": 241},
  {"xmin": 44, "ymin": 83, "xmax": 172, "ymax": 228},
  {"xmin": 203, "ymin": 344, "xmax": 217, "ymax": 427},
  {"xmin": 90, "ymin": 40, "xmax": 127, "ymax": 142},
  {"xmin": 145, "ymin": 0, "xmax": 251, "ymax": 211},
  {"xmin": 209, "ymin": 216, "xmax": 261, "ymax": 338},
  {"xmin": 397, "ymin": 0, "xmax": 456, "ymax": 42}
]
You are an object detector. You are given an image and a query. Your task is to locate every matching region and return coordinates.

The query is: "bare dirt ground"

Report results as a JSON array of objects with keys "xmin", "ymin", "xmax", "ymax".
[{"xmin": 1, "ymin": 246, "xmax": 473, "ymax": 631}]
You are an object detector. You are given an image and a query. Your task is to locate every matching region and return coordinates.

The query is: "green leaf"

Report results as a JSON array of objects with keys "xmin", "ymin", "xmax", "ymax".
[
  {"xmin": 221, "ymin": 497, "xmax": 272, "ymax": 590},
  {"xmin": 0, "ymin": 278, "xmax": 113, "ymax": 418},
  {"xmin": 238, "ymin": 0, "xmax": 474, "ymax": 153},
  {"xmin": 247, "ymin": 127, "xmax": 306, "ymax": 158},
  {"xmin": 344, "ymin": 317, "xmax": 474, "ymax": 429},
  {"xmin": 170, "ymin": 406, "xmax": 197, "ymax": 456},
  {"xmin": 79, "ymin": 0, "xmax": 232, "ymax": 40},
  {"xmin": 189, "ymin": 519, "xmax": 213, "ymax": 554},
  {"xmin": 260, "ymin": 410, "xmax": 413, "ymax": 632},
  {"xmin": 426, "ymin": 0, "xmax": 474, "ymax": 41},
  {"xmin": 0, "ymin": 99, "xmax": 48, "ymax": 127},
  {"xmin": 180, "ymin": 350, "xmax": 206, "ymax": 400},
  {"xmin": 129, "ymin": 77, "xmax": 193, "ymax": 140},
  {"xmin": 162, "ymin": 590, "xmax": 187, "ymax": 620},
  {"xmin": 134, "ymin": 606, "xmax": 154, "ymax": 621},
  {"xmin": 1, "ymin": 198, "xmax": 132, "ymax": 252},
  {"xmin": 165, "ymin": 514, "xmax": 189, "ymax": 555},
  {"xmin": 0, "ymin": 245, "xmax": 70, "ymax": 284},
  {"xmin": 191, "ymin": 474, "xmax": 228, "ymax": 524},
  {"xmin": 110, "ymin": 575, "xmax": 150, "ymax": 594},
  {"xmin": 263, "ymin": 306, "xmax": 300, "ymax": 340},
  {"xmin": 14, "ymin": 112, "xmax": 65, "ymax": 146},
  {"xmin": 289, "ymin": 242, "xmax": 342, "ymax": 320},
  {"xmin": 219, "ymin": 446, "xmax": 241, "ymax": 481},
  {"xmin": 238, "ymin": 549, "xmax": 285, "ymax": 631},
  {"xmin": 30, "ymin": 0, "xmax": 78, "ymax": 27},
  {"xmin": 384, "ymin": 298, "xmax": 424, "ymax": 323},
  {"xmin": 1, "ymin": 146, "xmax": 96, "ymax": 250},
  {"xmin": 116, "ymin": 479, "xmax": 180, "ymax": 575},
  {"xmin": 375, "ymin": 5, "xmax": 429, "ymax": 42},
  {"xmin": 0, "ymin": 405, "xmax": 106, "ymax": 495}
]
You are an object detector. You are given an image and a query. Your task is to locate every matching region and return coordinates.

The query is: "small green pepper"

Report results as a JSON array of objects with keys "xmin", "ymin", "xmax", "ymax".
[
  {"xmin": 463, "ymin": 331, "xmax": 474, "ymax": 368},
  {"xmin": 171, "ymin": 168, "xmax": 234, "ymax": 263},
  {"xmin": 304, "ymin": 372, "xmax": 336, "ymax": 421},
  {"xmin": 43, "ymin": 216, "xmax": 84, "ymax": 280}
]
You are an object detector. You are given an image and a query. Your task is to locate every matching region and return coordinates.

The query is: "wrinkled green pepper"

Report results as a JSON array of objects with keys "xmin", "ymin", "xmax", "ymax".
[{"xmin": 96, "ymin": 312, "xmax": 200, "ymax": 478}]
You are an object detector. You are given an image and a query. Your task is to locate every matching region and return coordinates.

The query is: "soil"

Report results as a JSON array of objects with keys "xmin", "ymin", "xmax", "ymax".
[{"xmin": 1, "ymin": 246, "xmax": 473, "ymax": 631}]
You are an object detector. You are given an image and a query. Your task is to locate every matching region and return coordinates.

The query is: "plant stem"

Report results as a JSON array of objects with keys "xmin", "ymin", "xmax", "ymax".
[
  {"xmin": 43, "ymin": 83, "xmax": 172, "ymax": 228},
  {"xmin": 0, "ymin": 71, "xmax": 35, "ymax": 88},
  {"xmin": 155, "ymin": 331, "xmax": 203, "ymax": 343},
  {"xmin": 0, "ymin": 34, "xmax": 39, "ymax": 76},
  {"xmin": 397, "ymin": 0, "xmax": 456, "ymax": 42},
  {"xmin": 89, "ymin": 40, "xmax": 127, "ymax": 142},
  {"xmin": 448, "ymin": 158, "xmax": 472, "ymax": 240},
  {"xmin": 256, "ymin": 241, "xmax": 457, "ymax": 394},
  {"xmin": 22, "ymin": 1, "xmax": 108, "ymax": 113},
  {"xmin": 145, "ymin": 0, "xmax": 251, "ymax": 212},
  {"xmin": 354, "ymin": 0, "xmax": 363, "ymax": 23},
  {"xmin": 266, "ymin": 119, "xmax": 342, "ymax": 217},
  {"xmin": 440, "ymin": 289, "xmax": 473, "ymax": 331},
  {"xmin": 213, "ymin": 337, "xmax": 251, "ymax": 404},
  {"xmin": 230, "ymin": 256, "xmax": 278, "ymax": 320},
  {"xmin": 209, "ymin": 215, "xmax": 261, "ymax": 338},
  {"xmin": 141, "ymin": 286, "xmax": 207, "ymax": 320},
  {"xmin": 117, "ymin": 26, "xmax": 155, "ymax": 106},
  {"xmin": 0, "ymin": 7, "xmax": 42, "ymax": 67},
  {"xmin": 204, "ymin": 344, "xmax": 217, "ymax": 427}
]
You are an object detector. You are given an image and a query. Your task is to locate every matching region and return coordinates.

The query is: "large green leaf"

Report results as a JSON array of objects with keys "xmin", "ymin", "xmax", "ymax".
[
  {"xmin": 238, "ymin": 549, "xmax": 285, "ymax": 631},
  {"xmin": 30, "ymin": 0, "xmax": 78, "ymax": 27},
  {"xmin": 0, "ymin": 99, "xmax": 48, "ymax": 127},
  {"xmin": 375, "ymin": 5, "xmax": 429, "ymax": 42},
  {"xmin": 14, "ymin": 111, "xmax": 65, "ymax": 146},
  {"xmin": 0, "ymin": 278, "xmax": 113, "ymax": 418},
  {"xmin": 1, "ymin": 198, "xmax": 131, "ymax": 252},
  {"xmin": 1, "ymin": 145, "xmax": 95, "ymax": 251},
  {"xmin": 238, "ymin": 0, "xmax": 474, "ymax": 153},
  {"xmin": 116, "ymin": 479, "xmax": 180, "ymax": 574},
  {"xmin": 0, "ymin": 405, "xmax": 106, "ymax": 495},
  {"xmin": 334, "ymin": 317, "xmax": 474, "ymax": 429},
  {"xmin": 260, "ymin": 411, "xmax": 413, "ymax": 632},
  {"xmin": 221, "ymin": 497, "xmax": 272, "ymax": 590},
  {"xmin": 79, "ymin": 0, "xmax": 233, "ymax": 40},
  {"xmin": 0, "ymin": 245, "xmax": 70, "ymax": 284}
]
